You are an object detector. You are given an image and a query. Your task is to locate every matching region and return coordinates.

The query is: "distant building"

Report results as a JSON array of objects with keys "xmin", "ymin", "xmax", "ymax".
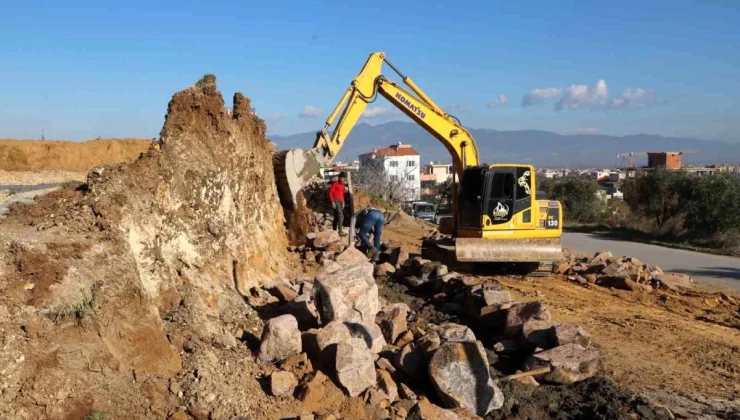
[
  {"xmin": 590, "ymin": 170, "xmax": 611, "ymax": 181},
  {"xmin": 320, "ymin": 160, "xmax": 359, "ymax": 181},
  {"xmin": 359, "ymin": 142, "xmax": 421, "ymax": 201},
  {"xmin": 420, "ymin": 173, "xmax": 437, "ymax": 197},
  {"xmin": 422, "ymin": 162, "xmax": 453, "ymax": 184},
  {"xmin": 647, "ymin": 152, "xmax": 682, "ymax": 169}
]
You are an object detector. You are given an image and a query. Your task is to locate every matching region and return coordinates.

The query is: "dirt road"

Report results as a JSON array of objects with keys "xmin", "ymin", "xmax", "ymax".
[{"xmin": 564, "ymin": 232, "xmax": 740, "ymax": 291}]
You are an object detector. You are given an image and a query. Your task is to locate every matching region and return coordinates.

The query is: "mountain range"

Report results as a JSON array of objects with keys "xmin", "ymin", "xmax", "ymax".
[{"xmin": 268, "ymin": 121, "xmax": 740, "ymax": 168}]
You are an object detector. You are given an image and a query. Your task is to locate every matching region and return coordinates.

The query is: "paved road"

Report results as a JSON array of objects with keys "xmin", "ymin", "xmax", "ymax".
[{"xmin": 563, "ymin": 232, "xmax": 740, "ymax": 291}]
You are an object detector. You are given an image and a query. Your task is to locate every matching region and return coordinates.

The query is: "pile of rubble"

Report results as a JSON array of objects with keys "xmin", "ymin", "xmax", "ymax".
[
  {"xmin": 252, "ymin": 238, "xmax": 602, "ymax": 418},
  {"xmin": 299, "ymin": 181, "xmax": 345, "ymax": 232},
  {"xmin": 554, "ymin": 251, "xmax": 695, "ymax": 292}
]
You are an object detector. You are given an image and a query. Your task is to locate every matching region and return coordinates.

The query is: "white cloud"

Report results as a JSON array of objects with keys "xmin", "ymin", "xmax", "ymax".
[
  {"xmin": 298, "ymin": 105, "xmax": 322, "ymax": 119},
  {"xmin": 361, "ymin": 106, "xmax": 397, "ymax": 119},
  {"xmin": 606, "ymin": 87, "xmax": 665, "ymax": 109},
  {"xmin": 523, "ymin": 80, "xmax": 665, "ymax": 111},
  {"xmin": 556, "ymin": 80, "xmax": 608, "ymax": 111},
  {"xmin": 267, "ymin": 113, "xmax": 284, "ymax": 121},
  {"xmin": 452, "ymin": 104, "xmax": 472, "ymax": 113},
  {"xmin": 487, "ymin": 94, "xmax": 510, "ymax": 109},
  {"xmin": 522, "ymin": 88, "xmax": 562, "ymax": 107},
  {"xmin": 564, "ymin": 126, "xmax": 599, "ymax": 135}
]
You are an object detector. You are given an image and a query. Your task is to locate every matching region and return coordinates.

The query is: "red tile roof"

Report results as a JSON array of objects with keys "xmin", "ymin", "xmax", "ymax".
[{"xmin": 360, "ymin": 143, "xmax": 420, "ymax": 157}]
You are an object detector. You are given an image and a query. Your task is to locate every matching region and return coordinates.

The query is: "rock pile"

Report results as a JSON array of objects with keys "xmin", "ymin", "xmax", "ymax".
[
  {"xmin": 557, "ymin": 251, "xmax": 695, "ymax": 292},
  {"xmin": 254, "ymin": 239, "xmax": 603, "ymax": 418},
  {"xmin": 299, "ymin": 181, "xmax": 352, "ymax": 232}
]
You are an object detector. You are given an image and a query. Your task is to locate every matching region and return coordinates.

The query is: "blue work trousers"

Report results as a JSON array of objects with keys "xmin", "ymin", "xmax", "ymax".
[{"xmin": 358, "ymin": 210, "xmax": 385, "ymax": 250}]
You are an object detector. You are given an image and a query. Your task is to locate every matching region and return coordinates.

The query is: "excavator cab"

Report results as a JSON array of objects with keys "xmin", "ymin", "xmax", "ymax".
[{"xmin": 451, "ymin": 164, "xmax": 563, "ymax": 268}]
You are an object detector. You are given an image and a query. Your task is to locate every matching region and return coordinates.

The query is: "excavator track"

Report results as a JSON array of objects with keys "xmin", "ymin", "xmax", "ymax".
[{"xmin": 422, "ymin": 237, "xmax": 557, "ymax": 277}]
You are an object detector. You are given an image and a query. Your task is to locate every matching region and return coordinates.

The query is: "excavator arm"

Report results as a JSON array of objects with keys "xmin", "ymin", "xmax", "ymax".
[{"xmin": 274, "ymin": 52, "xmax": 480, "ymax": 209}]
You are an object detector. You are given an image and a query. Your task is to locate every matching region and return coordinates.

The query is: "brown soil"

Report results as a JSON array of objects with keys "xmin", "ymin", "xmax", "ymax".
[
  {"xmin": 379, "ymin": 215, "xmax": 740, "ymax": 414},
  {"xmin": 0, "ymin": 78, "xmax": 297, "ymax": 419},
  {"xmin": 0, "ymin": 138, "xmax": 150, "ymax": 172},
  {"xmin": 495, "ymin": 274, "xmax": 740, "ymax": 401}
]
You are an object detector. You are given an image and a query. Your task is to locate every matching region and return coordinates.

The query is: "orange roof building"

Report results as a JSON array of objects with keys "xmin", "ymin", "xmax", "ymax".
[{"xmin": 359, "ymin": 142, "xmax": 420, "ymax": 158}]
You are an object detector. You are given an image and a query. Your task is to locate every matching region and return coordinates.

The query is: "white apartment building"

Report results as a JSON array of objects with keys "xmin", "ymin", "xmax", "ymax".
[{"xmin": 359, "ymin": 142, "xmax": 421, "ymax": 201}]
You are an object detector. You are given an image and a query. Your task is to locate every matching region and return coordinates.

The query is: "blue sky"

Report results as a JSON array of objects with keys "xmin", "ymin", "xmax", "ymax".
[{"xmin": 1, "ymin": 0, "xmax": 738, "ymax": 141}]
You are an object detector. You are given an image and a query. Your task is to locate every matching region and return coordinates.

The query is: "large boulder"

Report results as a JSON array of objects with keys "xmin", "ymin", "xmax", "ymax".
[
  {"xmin": 395, "ymin": 342, "xmax": 424, "ymax": 380},
  {"xmin": 502, "ymin": 302, "xmax": 552, "ymax": 337},
  {"xmin": 335, "ymin": 246, "xmax": 367, "ymax": 264},
  {"xmin": 553, "ymin": 323, "xmax": 591, "ymax": 348},
  {"xmin": 269, "ymin": 371, "xmax": 298, "ymax": 397},
  {"xmin": 483, "ymin": 290, "xmax": 512, "ymax": 306},
  {"xmin": 313, "ymin": 258, "xmax": 379, "ymax": 325},
  {"xmin": 408, "ymin": 398, "xmax": 460, "ymax": 420},
  {"xmin": 258, "ymin": 314, "xmax": 302, "ymax": 365},
  {"xmin": 344, "ymin": 321, "xmax": 386, "ymax": 354},
  {"xmin": 335, "ymin": 337, "xmax": 376, "ymax": 397},
  {"xmin": 388, "ymin": 246, "xmax": 410, "ymax": 268},
  {"xmin": 522, "ymin": 319, "xmax": 558, "ymax": 349},
  {"xmin": 377, "ymin": 369, "xmax": 399, "ymax": 402},
  {"xmin": 434, "ymin": 323, "xmax": 477, "ymax": 343},
  {"xmin": 655, "ymin": 272, "xmax": 694, "ymax": 290},
  {"xmin": 281, "ymin": 293, "xmax": 320, "ymax": 330},
  {"xmin": 428, "ymin": 341, "xmax": 504, "ymax": 416},
  {"xmin": 316, "ymin": 321, "xmax": 352, "ymax": 353},
  {"xmin": 597, "ymin": 275, "xmax": 650, "ymax": 292},
  {"xmin": 524, "ymin": 343, "xmax": 601, "ymax": 384},
  {"xmin": 377, "ymin": 303, "xmax": 410, "ymax": 344},
  {"xmin": 417, "ymin": 331, "xmax": 442, "ymax": 354},
  {"xmin": 374, "ymin": 262, "xmax": 396, "ymax": 277},
  {"xmin": 312, "ymin": 230, "xmax": 341, "ymax": 249}
]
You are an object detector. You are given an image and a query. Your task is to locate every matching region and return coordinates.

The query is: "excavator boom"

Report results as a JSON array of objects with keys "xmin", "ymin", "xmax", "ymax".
[{"xmin": 274, "ymin": 52, "xmax": 479, "ymax": 209}]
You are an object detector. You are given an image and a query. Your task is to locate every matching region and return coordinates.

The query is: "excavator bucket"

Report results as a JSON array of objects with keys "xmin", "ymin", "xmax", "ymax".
[
  {"xmin": 273, "ymin": 148, "xmax": 321, "ymax": 210},
  {"xmin": 454, "ymin": 237, "xmax": 563, "ymax": 263}
]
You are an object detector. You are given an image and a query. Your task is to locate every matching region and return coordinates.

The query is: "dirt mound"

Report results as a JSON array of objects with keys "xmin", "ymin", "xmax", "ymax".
[
  {"xmin": 0, "ymin": 77, "xmax": 296, "ymax": 419},
  {"xmin": 0, "ymin": 138, "xmax": 150, "ymax": 172}
]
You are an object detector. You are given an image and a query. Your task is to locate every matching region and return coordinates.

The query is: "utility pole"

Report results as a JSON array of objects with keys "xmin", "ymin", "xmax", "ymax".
[{"xmin": 41, "ymin": 129, "xmax": 45, "ymax": 141}]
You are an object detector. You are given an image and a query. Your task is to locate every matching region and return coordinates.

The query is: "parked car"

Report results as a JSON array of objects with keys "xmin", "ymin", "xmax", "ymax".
[{"xmin": 411, "ymin": 202, "xmax": 437, "ymax": 222}]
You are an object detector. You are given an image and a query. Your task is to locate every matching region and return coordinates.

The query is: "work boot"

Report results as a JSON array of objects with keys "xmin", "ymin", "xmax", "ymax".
[
  {"xmin": 338, "ymin": 229, "xmax": 347, "ymax": 237},
  {"xmin": 370, "ymin": 248, "xmax": 381, "ymax": 262}
]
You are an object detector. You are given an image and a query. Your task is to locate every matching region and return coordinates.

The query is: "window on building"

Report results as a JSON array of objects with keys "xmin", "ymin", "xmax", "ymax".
[
  {"xmin": 390, "ymin": 161, "xmax": 399, "ymax": 167},
  {"xmin": 407, "ymin": 161, "xmax": 415, "ymax": 167},
  {"xmin": 389, "ymin": 175, "xmax": 398, "ymax": 181},
  {"xmin": 408, "ymin": 174, "xmax": 415, "ymax": 181}
]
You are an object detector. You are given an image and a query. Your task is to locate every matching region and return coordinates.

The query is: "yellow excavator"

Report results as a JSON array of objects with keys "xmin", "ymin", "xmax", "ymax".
[{"xmin": 274, "ymin": 52, "xmax": 563, "ymax": 272}]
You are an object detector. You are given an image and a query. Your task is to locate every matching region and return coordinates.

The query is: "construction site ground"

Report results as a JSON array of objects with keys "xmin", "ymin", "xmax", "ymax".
[
  {"xmin": 380, "ymin": 218, "xmax": 740, "ymax": 414},
  {"xmin": 0, "ymin": 82, "xmax": 738, "ymax": 419}
]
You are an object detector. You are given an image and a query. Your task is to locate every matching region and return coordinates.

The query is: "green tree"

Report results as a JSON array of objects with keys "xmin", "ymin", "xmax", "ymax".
[
  {"xmin": 679, "ymin": 173, "xmax": 740, "ymax": 236},
  {"xmin": 546, "ymin": 176, "xmax": 604, "ymax": 223},
  {"xmin": 622, "ymin": 168, "xmax": 684, "ymax": 230}
]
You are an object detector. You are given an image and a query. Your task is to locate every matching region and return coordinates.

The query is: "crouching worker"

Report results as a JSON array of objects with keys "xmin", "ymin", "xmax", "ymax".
[{"xmin": 350, "ymin": 207, "xmax": 385, "ymax": 262}]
